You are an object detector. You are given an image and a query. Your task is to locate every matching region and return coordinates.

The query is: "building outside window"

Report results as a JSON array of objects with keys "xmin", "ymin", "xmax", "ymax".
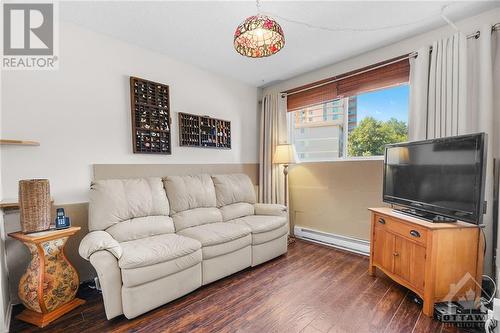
[{"xmin": 289, "ymin": 84, "xmax": 409, "ymax": 162}]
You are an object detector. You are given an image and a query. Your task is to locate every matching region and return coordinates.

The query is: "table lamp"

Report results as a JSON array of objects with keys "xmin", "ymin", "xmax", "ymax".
[{"xmin": 273, "ymin": 143, "xmax": 298, "ymax": 206}]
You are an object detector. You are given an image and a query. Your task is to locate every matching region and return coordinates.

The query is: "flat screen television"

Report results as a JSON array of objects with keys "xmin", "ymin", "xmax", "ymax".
[{"xmin": 383, "ymin": 133, "xmax": 487, "ymax": 224}]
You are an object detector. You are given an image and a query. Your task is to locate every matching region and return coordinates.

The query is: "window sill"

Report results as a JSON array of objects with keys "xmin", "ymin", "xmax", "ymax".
[{"xmin": 296, "ymin": 156, "xmax": 384, "ymax": 164}]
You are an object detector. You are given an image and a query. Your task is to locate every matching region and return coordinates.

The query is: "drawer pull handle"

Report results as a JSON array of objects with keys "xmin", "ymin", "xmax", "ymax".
[
  {"xmin": 378, "ymin": 218, "xmax": 386, "ymax": 225},
  {"xmin": 393, "ymin": 252, "xmax": 399, "ymax": 257},
  {"xmin": 410, "ymin": 230, "xmax": 421, "ymax": 238}
]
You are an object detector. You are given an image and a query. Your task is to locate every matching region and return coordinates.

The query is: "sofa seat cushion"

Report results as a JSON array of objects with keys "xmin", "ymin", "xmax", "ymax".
[
  {"xmin": 252, "ymin": 224, "xmax": 288, "ymax": 245},
  {"xmin": 177, "ymin": 222, "xmax": 251, "ymax": 247},
  {"xmin": 178, "ymin": 223, "xmax": 252, "ymax": 259},
  {"xmin": 231, "ymin": 215, "xmax": 287, "ymax": 233},
  {"xmin": 231, "ymin": 215, "xmax": 288, "ymax": 245},
  {"xmin": 202, "ymin": 234, "xmax": 251, "ymax": 260},
  {"xmin": 118, "ymin": 234, "xmax": 201, "ymax": 270},
  {"xmin": 121, "ymin": 249, "xmax": 202, "ymax": 287}
]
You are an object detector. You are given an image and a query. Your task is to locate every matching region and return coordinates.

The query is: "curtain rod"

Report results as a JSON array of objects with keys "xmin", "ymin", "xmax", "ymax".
[
  {"xmin": 282, "ymin": 22, "xmax": 500, "ymax": 98},
  {"xmin": 409, "ymin": 22, "xmax": 500, "ymax": 59}
]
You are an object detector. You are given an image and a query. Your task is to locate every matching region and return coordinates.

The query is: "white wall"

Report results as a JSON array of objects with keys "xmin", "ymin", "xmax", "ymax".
[
  {"xmin": 0, "ymin": 69, "xmax": 10, "ymax": 332},
  {"xmin": 1, "ymin": 22, "xmax": 261, "ymax": 204}
]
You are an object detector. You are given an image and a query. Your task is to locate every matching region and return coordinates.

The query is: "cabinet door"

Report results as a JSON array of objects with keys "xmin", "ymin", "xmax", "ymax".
[
  {"xmin": 394, "ymin": 236, "xmax": 426, "ymax": 292},
  {"xmin": 373, "ymin": 227, "xmax": 395, "ymax": 273}
]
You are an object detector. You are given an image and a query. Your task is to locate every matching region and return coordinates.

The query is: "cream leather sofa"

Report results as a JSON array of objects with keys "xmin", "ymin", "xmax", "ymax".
[{"xmin": 79, "ymin": 174, "xmax": 288, "ymax": 319}]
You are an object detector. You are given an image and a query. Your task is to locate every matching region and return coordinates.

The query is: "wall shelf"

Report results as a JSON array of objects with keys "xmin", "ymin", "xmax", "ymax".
[
  {"xmin": 0, "ymin": 139, "xmax": 40, "ymax": 146},
  {"xmin": 0, "ymin": 198, "xmax": 54, "ymax": 211},
  {"xmin": 0, "ymin": 200, "xmax": 19, "ymax": 210}
]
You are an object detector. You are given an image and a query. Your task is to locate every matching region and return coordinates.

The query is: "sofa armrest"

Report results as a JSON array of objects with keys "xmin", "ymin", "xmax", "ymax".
[
  {"xmin": 79, "ymin": 230, "xmax": 122, "ymax": 260},
  {"xmin": 89, "ymin": 251, "xmax": 124, "ymax": 319},
  {"xmin": 254, "ymin": 203, "xmax": 288, "ymax": 217}
]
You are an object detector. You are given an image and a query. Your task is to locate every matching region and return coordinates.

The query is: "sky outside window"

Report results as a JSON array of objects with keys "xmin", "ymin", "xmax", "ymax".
[{"xmin": 356, "ymin": 85, "xmax": 409, "ymax": 123}]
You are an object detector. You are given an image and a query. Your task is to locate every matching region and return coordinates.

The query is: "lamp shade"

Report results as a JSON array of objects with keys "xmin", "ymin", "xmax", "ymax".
[
  {"xmin": 234, "ymin": 15, "xmax": 285, "ymax": 58},
  {"xmin": 273, "ymin": 144, "xmax": 299, "ymax": 164}
]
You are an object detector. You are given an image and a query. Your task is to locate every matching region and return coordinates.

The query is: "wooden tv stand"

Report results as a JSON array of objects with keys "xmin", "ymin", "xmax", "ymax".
[{"xmin": 368, "ymin": 207, "xmax": 484, "ymax": 317}]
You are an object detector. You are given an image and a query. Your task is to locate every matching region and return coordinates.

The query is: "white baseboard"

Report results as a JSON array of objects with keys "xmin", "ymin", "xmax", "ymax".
[
  {"xmin": 4, "ymin": 302, "xmax": 12, "ymax": 333},
  {"xmin": 294, "ymin": 226, "xmax": 370, "ymax": 256}
]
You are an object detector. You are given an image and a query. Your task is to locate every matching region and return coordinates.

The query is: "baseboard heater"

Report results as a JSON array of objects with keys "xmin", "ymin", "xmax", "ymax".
[{"xmin": 294, "ymin": 226, "xmax": 370, "ymax": 256}]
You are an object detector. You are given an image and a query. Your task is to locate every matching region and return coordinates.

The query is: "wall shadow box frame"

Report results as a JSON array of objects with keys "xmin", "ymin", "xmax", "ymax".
[
  {"xmin": 130, "ymin": 76, "xmax": 172, "ymax": 154},
  {"xmin": 178, "ymin": 112, "xmax": 231, "ymax": 149}
]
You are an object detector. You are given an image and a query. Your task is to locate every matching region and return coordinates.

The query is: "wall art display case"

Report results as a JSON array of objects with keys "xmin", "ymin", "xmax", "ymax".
[
  {"xmin": 130, "ymin": 77, "xmax": 172, "ymax": 154},
  {"xmin": 178, "ymin": 112, "xmax": 231, "ymax": 149}
]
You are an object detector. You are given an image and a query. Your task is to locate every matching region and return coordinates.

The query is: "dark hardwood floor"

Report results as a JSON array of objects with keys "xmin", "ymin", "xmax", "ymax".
[{"xmin": 11, "ymin": 240, "xmax": 467, "ymax": 333}]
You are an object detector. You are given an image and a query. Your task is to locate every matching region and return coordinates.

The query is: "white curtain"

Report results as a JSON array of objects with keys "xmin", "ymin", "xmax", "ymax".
[
  {"xmin": 408, "ymin": 47, "xmax": 430, "ymax": 140},
  {"xmin": 466, "ymin": 25, "xmax": 497, "ymax": 278},
  {"xmin": 409, "ymin": 33, "xmax": 468, "ymax": 140},
  {"xmin": 409, "ymin": 26, "xmax": 499, "ymax": 276},
  {"xmin": 259, "ymin": 93, "xmax": 285, "ymax": 204}
]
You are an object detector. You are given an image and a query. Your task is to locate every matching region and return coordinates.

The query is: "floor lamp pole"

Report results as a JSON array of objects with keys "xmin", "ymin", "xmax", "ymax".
[
  {"xmin": 283, "ymin": 164, "xmax": 289, "ymax": 207},
  {"xmin": 283, "ymin": 164, "xmax": 295, "ymax": 242}
]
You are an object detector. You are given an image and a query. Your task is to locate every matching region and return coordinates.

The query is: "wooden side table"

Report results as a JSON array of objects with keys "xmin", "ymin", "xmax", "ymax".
[{"xmin": 9, "ymin": 227, "xmax": 85, "ymax": 327}]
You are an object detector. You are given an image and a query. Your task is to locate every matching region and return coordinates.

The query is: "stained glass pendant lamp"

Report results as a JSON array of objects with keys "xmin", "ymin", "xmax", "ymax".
[{"xmin": 234, "ymin": 0, "xmax": 285, "ymax": 58}]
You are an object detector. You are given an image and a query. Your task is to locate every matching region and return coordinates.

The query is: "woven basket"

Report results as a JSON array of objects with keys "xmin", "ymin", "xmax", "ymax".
[{"xmin": 19, "ymin": 179, "xmax": 51, "ymax": 233}]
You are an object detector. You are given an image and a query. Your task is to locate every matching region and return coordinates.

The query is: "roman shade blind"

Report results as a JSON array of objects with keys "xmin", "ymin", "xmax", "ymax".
[
  {"xmin": 285, "ymin": 56, "xmax": 410, "ymax": 112},
  {"xmin": 336, "ymin": 60, "xmax": 410, "ymax": 97},
  {"xmin": 286, "ymin": 81, "xmax": 337, "ymax": 112}
]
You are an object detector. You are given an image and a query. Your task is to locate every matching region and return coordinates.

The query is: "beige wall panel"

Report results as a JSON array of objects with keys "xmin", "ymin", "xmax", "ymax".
[
  {"xmin": 289, "ymin": 160, "xmax": 387, "ymax": 240},
  {"xmin": 56, "ymin": 203, "xmax": 95, "ymax": 284},
  {"xmin": 93, "ymin": 163, "xmax": 259, "ymax": 185}
]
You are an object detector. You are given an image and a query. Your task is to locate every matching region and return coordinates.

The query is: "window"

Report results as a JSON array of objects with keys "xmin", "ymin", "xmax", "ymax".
[
  {"xmin": 290, "ymin": 100, "xmax": 347, "ymax": 161},
  {"xmin": 286, "ymin": 56, "xmax": 410, "ymax": 162},
  {"xmin": 289, "ymin": 85, "xmax": 409, "ymax": 161}
]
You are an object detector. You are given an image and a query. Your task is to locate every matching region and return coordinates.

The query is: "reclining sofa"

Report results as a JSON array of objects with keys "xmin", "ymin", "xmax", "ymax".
[{"xmin": 79, "ymin": 173, "xmax": 288, "ymax": 319}]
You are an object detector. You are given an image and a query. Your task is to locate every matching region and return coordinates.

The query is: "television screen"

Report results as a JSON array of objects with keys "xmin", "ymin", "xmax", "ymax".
[{"xmin": 383, "ymin": 133, "xmax": 487, "ymax": 224}]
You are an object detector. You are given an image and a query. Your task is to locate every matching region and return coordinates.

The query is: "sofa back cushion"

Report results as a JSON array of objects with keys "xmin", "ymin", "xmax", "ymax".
[
  {"xmin": 211, "ymin": 174, "xmax": 256, "ymax": 207},
  {"xmin": 220, "ymin": 202, "xmax": 255, "ymax": 221},
  {"xmin": 163, "ymin": 174, "xmax": 217, "ymax": 214},
  {"xmin": 172, "ymin": 207, "xmax": 223, "ymax": 231},
  {"xmin": 89, "ymin": 178, "xmax": 171, "ymax": 232}
]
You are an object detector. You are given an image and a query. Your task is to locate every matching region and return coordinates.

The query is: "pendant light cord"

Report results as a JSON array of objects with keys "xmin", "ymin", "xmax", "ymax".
[
  {"xmin": 256, "ymin": 0, "xmax": 261, "ymax": 15},
  {"xmin": 261, "ymin": 3, "xmax": 460, "ymax": 33}
]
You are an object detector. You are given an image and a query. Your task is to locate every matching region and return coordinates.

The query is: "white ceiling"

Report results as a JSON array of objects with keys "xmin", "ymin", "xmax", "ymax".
[{"xmin": 61, "ymin": 1, "xmax": 500, "ymax": 87}]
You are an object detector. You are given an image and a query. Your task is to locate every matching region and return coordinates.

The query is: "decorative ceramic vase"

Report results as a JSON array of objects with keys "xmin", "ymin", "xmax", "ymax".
[{"xmin": 19, "ymin": 179, "xmax": 51, "ymax": 233}]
